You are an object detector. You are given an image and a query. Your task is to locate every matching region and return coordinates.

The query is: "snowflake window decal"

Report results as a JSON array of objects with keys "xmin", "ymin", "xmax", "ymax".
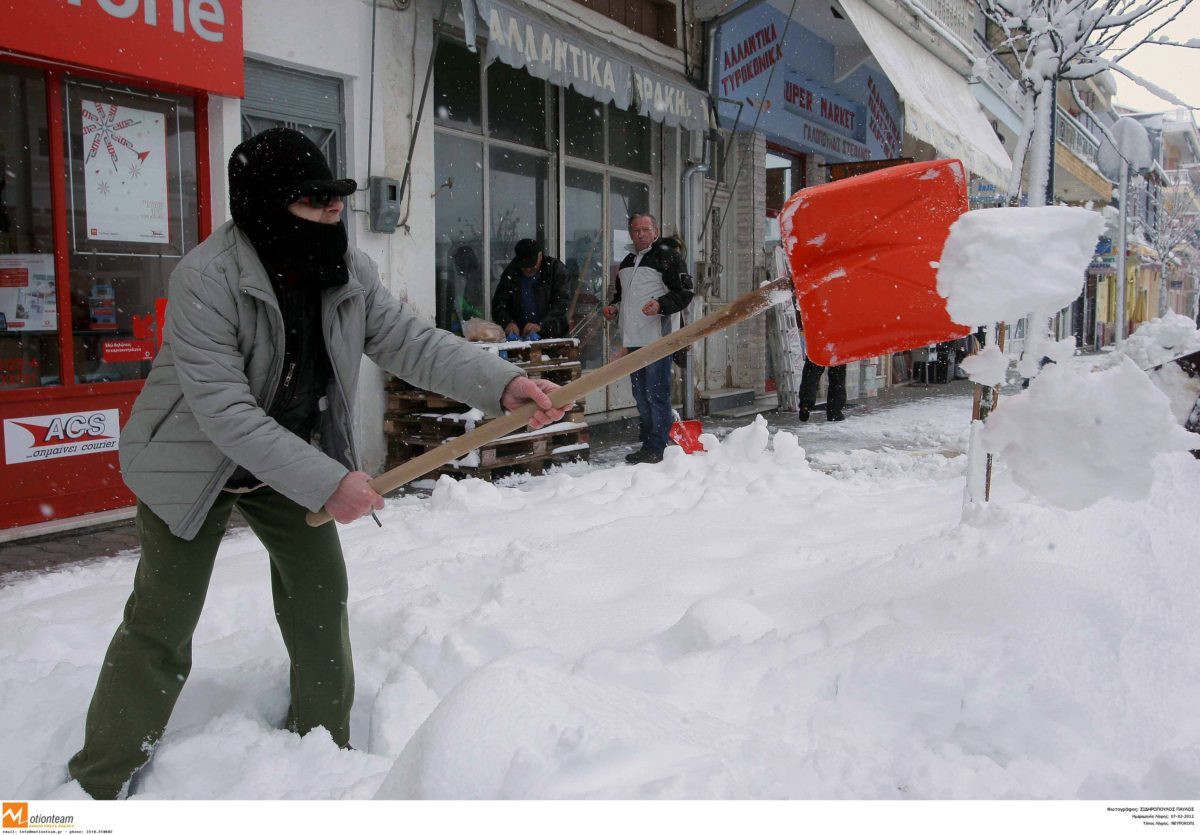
[{"xmin": 82, "ymin": 101, "xmax": 151, "ymax": 173}]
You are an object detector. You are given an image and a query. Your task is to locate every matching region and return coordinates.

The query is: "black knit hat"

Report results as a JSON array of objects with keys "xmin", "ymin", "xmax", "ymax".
[
  {"xmin": 229, "ymin": 127, "xmax": 356, "ymax": 214},
  {"xmin": 228, "ymin": 128, "xmax": 356, "ymax": 287},
  {"xmin": 514, "ymin": 238, "xmax": 542, "ymax": 269}
]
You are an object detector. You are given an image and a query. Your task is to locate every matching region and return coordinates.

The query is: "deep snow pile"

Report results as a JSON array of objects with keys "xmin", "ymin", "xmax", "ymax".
[
  {"xmin": 1116, "ymin": 313, "xmax": 1200, "ymax": 371},
  {"xmin": 981, "ymin": 356, "xmax": 1198, "ymax": 509},
  {"xmin": 3, "ymin": 400, "xmax": 1199, "ymax": 800}
]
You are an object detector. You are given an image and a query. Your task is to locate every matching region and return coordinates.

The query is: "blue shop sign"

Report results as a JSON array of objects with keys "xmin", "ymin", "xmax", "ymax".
[{"xmin": 712, "ymin": 1, "xmax": 902, "ymax": 162}]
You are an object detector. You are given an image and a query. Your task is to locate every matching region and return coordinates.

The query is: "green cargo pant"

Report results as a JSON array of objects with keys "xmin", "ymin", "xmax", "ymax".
[{"xmin": 67, "ymin": 486, "xmax": 352, "ymax": 799}]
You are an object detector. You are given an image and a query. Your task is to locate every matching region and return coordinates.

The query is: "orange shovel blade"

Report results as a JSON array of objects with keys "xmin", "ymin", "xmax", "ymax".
[
  {"xmin": 668, "ymin": 420, "xmax": 705, "ymax": 454},
  {"xmin": 779, "ymin": 159, "xmax": 971, "ymax": 366}
]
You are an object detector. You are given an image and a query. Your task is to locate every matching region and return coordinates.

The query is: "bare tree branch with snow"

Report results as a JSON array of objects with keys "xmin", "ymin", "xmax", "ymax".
[{"xmin": 974, "ymin": 0, "xmax": 1195, "ymax": 205}]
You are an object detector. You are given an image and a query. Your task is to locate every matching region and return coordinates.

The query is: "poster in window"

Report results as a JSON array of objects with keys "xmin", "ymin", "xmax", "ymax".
[
  {"xmin": 0, "ymin": 253, "xmax": 57, "ymax": 332},
  {"xmin": 82, "ymin": 101, "xmax": 169, "ymax": 243}
]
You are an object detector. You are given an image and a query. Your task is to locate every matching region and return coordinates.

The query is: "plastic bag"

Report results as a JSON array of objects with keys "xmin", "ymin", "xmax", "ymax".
[{"xmin": 462, "ymin": 318, "xmax": 506, "ymax": 342}]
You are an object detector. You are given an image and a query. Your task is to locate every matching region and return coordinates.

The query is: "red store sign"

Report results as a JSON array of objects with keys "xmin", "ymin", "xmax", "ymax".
[{"xmin": 0, "ymin": 0, "xmax": 244, "ymax": 96}]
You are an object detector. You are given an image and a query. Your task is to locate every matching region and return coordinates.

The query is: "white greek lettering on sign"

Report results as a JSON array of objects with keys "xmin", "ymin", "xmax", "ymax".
[
  {"xmin": 488, "ymin": 7, "xmax": 618, "ymax": 95},
  {"xmin": 634, "ymin": 72, "xmax": 694, "ymax": 120},
  {"xmin": 3, "ymin": 409, "xmax": 121, "ymax": 465}
]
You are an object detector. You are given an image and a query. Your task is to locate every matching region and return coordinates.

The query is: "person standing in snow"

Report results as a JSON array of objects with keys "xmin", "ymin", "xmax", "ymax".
[
  {"xmin": 603, "ymin": 214, "xmax": 693, "ymax": 464},
  {"xmin": 67, "ymin": 128, "xmax": 564, "ymax": 799},
  {"xmin": 491, "ymin": 238, "xmax": 571, "ymax": 338},
  {"xmin": 797, "ymin": 309, "xmax": 846, "ymax": 422},
  {"xmin": 798, "ymin": 357, "xmax": 847, "ymax": 422}
]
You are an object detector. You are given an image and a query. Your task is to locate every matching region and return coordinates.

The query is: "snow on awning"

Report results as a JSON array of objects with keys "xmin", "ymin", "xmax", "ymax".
[
  {"xmin": 473, "ymin": 0, "xmax": 709, "ymax": 133},
  {"xmin": 837, "ymin": 0, "xmax": 1012, "ymax": 190}
]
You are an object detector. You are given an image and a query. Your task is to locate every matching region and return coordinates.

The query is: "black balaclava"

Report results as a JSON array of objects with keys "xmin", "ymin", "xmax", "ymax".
[{"xmin": 228, "ymin": 127, "xmax": 357, "ymax": 289}]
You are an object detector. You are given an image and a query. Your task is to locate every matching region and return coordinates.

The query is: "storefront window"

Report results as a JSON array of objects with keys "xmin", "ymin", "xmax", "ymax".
[
  {"xmin": 608, "ymin": 103, "xmax": 651, "ymax": 173},
  {"xmin": 487, "ymin": 61, "xmax": 548, "ymax": 149},
  {"xmin": 489, "ymin": 146, "xmax": 548, "ymax": 295},
  {"xmin": 63, "ymin": 79, "xmax": 198, "ymax": 383},
  {"xmin": 434, "ymin": 134, "xmax": 485, "ymax": 333},
  {"xmin": 0, "ymin": 67, "xmax": 58, "ymax": 389},
  {"xmin": 565, "ymin": 88, "xmax": 604, "ymax": 162},
  {"xmin": 564, "ymin": 168, "xmax": 605, "ymax": 369},
  {"xmin": 608, "ymin": 176, "xmax": 650, "ymax": 354},
  {"xmin": 434, "ymin": 41, "xmax": 481, "ymax": 132}
]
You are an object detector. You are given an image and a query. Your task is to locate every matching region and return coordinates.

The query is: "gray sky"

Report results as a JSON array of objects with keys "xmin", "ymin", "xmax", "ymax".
[{"xmin": 1110, "ymin": 1, "xmax": 1199, "ymax": 113}]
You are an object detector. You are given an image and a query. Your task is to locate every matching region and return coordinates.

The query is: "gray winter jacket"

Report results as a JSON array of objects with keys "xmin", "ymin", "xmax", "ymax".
[{"xmin": 120, "ymin": 220, "xmax": 522, "ymax": 540}]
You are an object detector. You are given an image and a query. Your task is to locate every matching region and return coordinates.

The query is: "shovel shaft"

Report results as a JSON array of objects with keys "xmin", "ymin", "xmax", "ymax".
[{"xmin": 306, "ymin": 276, "xmax": 794, "ymax": 526}]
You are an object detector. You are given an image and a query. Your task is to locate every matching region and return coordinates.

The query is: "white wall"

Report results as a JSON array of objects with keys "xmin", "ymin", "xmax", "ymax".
[{"xmin": 205, "ymin": 0, "xmax": 434, "ymax": 475}]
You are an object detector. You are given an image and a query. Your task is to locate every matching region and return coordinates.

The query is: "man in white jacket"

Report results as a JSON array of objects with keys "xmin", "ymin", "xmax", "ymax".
[{"xmin": 603, "ymin": 213, "xmax": 693, "ymax": 464}]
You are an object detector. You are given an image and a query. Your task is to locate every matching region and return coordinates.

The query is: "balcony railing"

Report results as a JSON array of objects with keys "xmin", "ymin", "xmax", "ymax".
[
  {"xmin": 1056, "ymin": 107, "xmax": 1100, "ymax": 166},
  {"xmin": 973, "ymin": 33, "xmax": 1024, "ymax": 113},
  {"xmin": 914, "ymin": 0, "xmax": 976, "ymax": 48}
]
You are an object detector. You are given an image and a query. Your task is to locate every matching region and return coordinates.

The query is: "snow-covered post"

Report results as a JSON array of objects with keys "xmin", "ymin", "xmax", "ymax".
[
  {"xmin": 939, "ymin": 207, "xmax": 1107, "ymax": 505},
  {"xmin": 1099, "ymin": 117, "xmax": 1154, "ymax": 345},
  {"xmin": 1117, "ymin": 161, "xmax": 1130, "ymax": 344}
]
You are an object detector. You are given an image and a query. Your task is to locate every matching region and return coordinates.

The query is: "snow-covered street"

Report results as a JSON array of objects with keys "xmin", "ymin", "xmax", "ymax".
[{"xmin": 4, "ymin": 387, "xmax": 1199, "ymax": 800}]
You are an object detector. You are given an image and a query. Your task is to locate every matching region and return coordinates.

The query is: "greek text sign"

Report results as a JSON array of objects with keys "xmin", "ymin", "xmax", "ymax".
[
  {"xmin": 481, "ymin": 0, "xmax": 632, "ymax": 111},
  {"xmin": 478, "ymin": 0, "xmax": 706, "ymax": 132},
  {"xmin": 4, "ymin": 409, "xmax": 121, "ymax": 465},
  {"xmin": 711, "ymin": 3, "xmax": 902, "ymax": 162},
  {"xmin": 783, "ymin": 71, "xmax": 860, "ymax": 134}
]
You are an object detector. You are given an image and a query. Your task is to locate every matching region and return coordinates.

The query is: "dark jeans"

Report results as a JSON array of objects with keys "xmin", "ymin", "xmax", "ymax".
[
  {"xmin": 799, "ymin": 359, "xmax": 847, "ymax": 414},
  {"xmin": 68, "ymin": 487, "xmax": 351, "ymax": 799},
  {"xmin": 630, "ymin": 353, "xmax": 674, "ymax": 453}
]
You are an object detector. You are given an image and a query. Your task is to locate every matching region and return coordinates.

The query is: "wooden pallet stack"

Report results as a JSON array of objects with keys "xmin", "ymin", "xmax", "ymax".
[{"xmin": 384, "ymin": 337, "xmax": 589, "ymax": 483}]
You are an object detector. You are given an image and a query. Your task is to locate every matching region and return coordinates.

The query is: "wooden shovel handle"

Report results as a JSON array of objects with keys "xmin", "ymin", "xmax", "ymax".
[{"xmin": 306, "ymin": 276, "xmax": 793, "ymax": 526}]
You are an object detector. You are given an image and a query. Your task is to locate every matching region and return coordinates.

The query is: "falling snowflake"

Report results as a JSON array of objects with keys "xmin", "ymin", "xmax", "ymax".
[
  {"xmin": 82, "ymin": 101, "xmax": 151, "ymax": 172},
  {"xmin": 128, "ymin": 162, "xmax": 141, "ymax": 178},
  {"xmin": 97, "ymin": 180, "xmax": 110, "ymax": 195}
]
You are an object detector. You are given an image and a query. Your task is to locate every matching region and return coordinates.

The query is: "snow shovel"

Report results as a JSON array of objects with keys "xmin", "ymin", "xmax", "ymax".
[
  {"xmin": 306, "ymin": 159, "xmax": 972, "ymax": 526},
  {"xmin": 668, "ymin": 418, "xmax": 705, "ymax": 454}
]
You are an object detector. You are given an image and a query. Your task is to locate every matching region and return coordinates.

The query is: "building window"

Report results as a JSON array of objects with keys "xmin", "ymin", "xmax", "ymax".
[
  {"xmin": 568, "ymin": 0, "xmax": 678, "ymax": 48},
  {"xmin": 433, "ymin": 35, "xmax": 658, "ymax": 414},
  {"xmin": 433, "ymin": 43, "xmax": 555, "ymax": 332},
  {"xmin": 0, "ymin": 66, "xmax": 55, "ymax": 389},
  {"xmin": 241, "ymin": 60, "xmax": 345, "ymax": 176},
  {"xmin": 63, "ymin": 79, "xmax": 199, "ymax": 384}
]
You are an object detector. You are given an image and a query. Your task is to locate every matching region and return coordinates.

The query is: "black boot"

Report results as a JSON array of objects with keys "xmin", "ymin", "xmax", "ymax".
[
  {"xmin": 798, "ymin": 404, "xmax": 811, "ymax": 422},
  {"xmin": 827, "ymin": 410, "xmax": 845, "ymax": 422}
]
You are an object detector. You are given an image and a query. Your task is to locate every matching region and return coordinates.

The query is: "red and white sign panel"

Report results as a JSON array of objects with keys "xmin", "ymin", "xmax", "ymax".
[
  {"xmin": 0, "ymin": 0, "xmax": 244, "ymax": 97},
  {"xmin": 82, "ymin": 101, "xmax": 170, "ymax": 243},
  {"xmin": 3, "ymin": 409, "xmax": 120, "ymax": 465},
  {"xmin": 102, "ymin": 339, "xmax": 155, "ymax": 362}
]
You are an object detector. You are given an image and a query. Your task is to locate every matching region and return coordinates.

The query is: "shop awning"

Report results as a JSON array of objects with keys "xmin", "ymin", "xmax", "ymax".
[
  {"xmin": 470, "ymin": 0, "xmax": 709, "ymax": 133},
  {"xmin": 836, "ymin": 0, "xmax": 1012, "ymax": 189}
]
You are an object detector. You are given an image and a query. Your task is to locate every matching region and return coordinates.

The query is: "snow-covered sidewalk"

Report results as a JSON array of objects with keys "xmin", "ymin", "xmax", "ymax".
[{"xmin": 3, "ymin": 393, "xmax": 1199, "ymax": 800}]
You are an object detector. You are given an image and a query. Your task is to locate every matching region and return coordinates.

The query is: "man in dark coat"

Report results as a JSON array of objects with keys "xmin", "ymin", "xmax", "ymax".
[{"xmin": 491, "ymin": 238, "xmax": 571, "ymax": 338}]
